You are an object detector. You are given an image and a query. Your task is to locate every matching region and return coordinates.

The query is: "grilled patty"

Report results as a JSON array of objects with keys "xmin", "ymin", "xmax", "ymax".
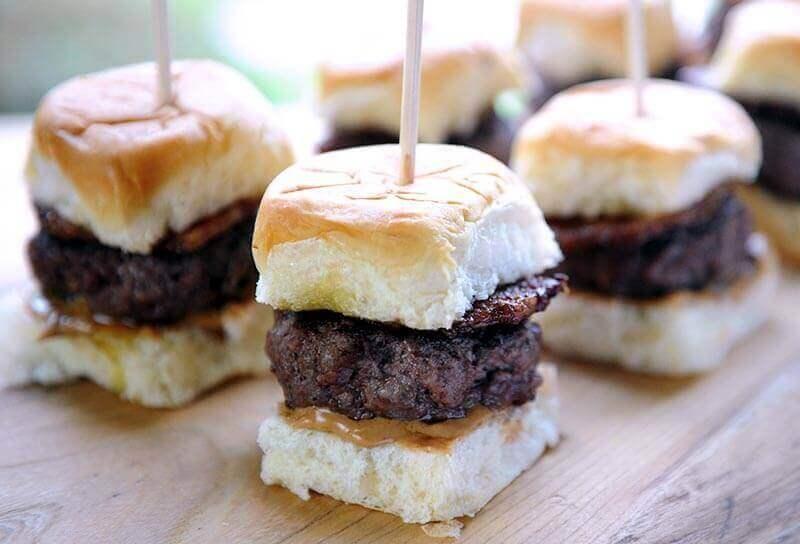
[
  {"xmin": 267, "ymin": 274, "xmax": 566, "ymax": 422},
  {"xmin": 550, "ymin": 187, "xmax": 755, "ymax": 298},
  {"xmin": 28, "ymin": 201, "xmax": 259, "ymax": 324},
  {"xmin": 318, "ymin": 108, "xmax": 515, "ymax": 164}
]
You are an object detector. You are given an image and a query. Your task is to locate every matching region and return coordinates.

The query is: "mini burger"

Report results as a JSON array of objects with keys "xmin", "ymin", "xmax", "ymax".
[
  {"xmin": 253, "ymin": 144, "xmax": 565, "ymax": 527},
  {"xmin": 513, "ymin": 80, "xmax": 778, "ymax": 375},
  {"xmin": 0, "ymin": 60, "xmax": 294, "ymax": 407},
  {"xmin": 683, "ymin": 0, "xmax": 800, "ymax": 266},
  {"xmin": 517, "ymin": 0, "xmax": 680, "ymax": 109},
  {"xmin": 316, "ymin": 34, "xmax": 524, "ymax": 164}
]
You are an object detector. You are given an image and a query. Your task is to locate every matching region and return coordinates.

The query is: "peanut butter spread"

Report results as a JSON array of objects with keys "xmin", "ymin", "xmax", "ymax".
[{"xmin": 279, "ymin": 404, "xmax": 497, "ymax": 453}]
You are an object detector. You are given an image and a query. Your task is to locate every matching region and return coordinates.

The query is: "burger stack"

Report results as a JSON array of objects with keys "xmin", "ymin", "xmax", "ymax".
[
  {"xmin": 513, "ymin": 79, "xmax": 778, "ymax": 374},
  {"xmin": 316, "ymin": 29, "xmax": 524, "ymax": 163},
  {"xmin": 253, "ymin": 144, "xmax": 565, "ymax": 526},
  {"xmin": 694, "ymin": 0, "xmax": 800, "ymax": 266},
  {"xmin": 516, "ymin": 0, "xmax": 680, "ymax": 109},
  {"xmin": 0, "ymin": 60, "xmax": 294, "ymax": 407}
]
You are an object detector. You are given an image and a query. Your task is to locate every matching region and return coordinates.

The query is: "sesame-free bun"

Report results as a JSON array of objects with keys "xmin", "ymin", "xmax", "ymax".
[
  {"xmin": 27, "ymin": 60, "xmax": 294, "ymax": 254},
  {"xmin": 512, "ymin": 80, "xmax": 762, "ymax": 218},
  {"xmin": 258, "ymin": 365, "xmax": 559, "ymax": 525},
  {"xmin": 737, "ymin": 184, "xmax": 800, "ymax": 267},
  {"xmin": 537, "ymin": 247, "xmax": 777, "ymax": 375},
  {"xmin": 516, "ymin": 0, "xmax": 678, "ymax": 86},
  {"xmin": 252, "ymin": 144, "xmax": 562, "ymax": 330},
  {"xmin": 0, "ymin": 286, "xmax": 274, "ymax": 408},
  {"xmin": 709, "ymin": 0, "xmax": 800, "ymax": 107},
  {"xmin": 318, "ymin": 37, "xmax": 523, "ymax": 143}
]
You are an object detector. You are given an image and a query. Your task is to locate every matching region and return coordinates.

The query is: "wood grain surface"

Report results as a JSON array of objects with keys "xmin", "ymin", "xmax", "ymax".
[{"xmin": 0, "ymin": 117, "xmax": 798, "ymax": 543}]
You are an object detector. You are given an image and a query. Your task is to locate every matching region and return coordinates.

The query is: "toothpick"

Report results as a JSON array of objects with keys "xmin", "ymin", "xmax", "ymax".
[
  {"xmin": 399, "ymin": 0, "xmax": 424, "ymax": 185},
  {"xmin": 152, "ymin": 0, "xmax": 173, "ymax": 107},
  {"xmin": 627, "ymin": 0, "xmax": 647, "ymax": 116}
]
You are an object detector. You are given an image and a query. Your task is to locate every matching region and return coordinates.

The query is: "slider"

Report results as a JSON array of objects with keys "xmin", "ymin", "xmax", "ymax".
[
  {"xmin": 0, "ymin": 60, "xmax": 294, "ymax": 406},
  {"xmin": 517, "ymin": 0, "xmax": 679, "ymax": 109},
  {"xmin": 253, "ymin": 144, "xmax": 565, "ymax": 528},
  {"xmin": 685, "ymin": 0, "xmax": 800, "ymax": 266},
  {"xmin": 316, "ymin": 34, "xmax": 523, "ymax": 164},
  {"xmin": 513, "ymin": 79, "xmax": 778, "ymax": 374}
]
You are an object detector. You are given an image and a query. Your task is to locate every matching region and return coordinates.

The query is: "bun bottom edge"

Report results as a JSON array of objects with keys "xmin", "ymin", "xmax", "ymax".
[{"xmin": 0, "ymin": 284, "xmax": 273, "ymax": 407}]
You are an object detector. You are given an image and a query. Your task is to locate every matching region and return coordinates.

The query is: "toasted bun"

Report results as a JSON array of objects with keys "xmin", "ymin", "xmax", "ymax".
[
  {"xmin": 512, "ymin": 80, "xmax": 762, "ymax": 218},
  {"xmin": 516, "ymin": 0, "xmax": 678, "ymax": 86},
  {"xmin": 318, "ymin": 37, "xmax": 523, "ymax": 143},
  {"xmin": 252, "ymin": 144, "xmax": 562, "ymax": 330},
  {"xmin": 538, "ymin": 248, "xmax": 777, "ymax": 375},
  {"xmin": 27, "ymin": 60, "xmax": 294, "ymax": 254},
  {"xmin": 737, "ymin": 184, "xmax": 800, "ymax": 267},
  {"xmin": 258, "ymin": 365, "xmax": 559, "ymax": 525},
  {"xmin": 709, "ymin": 0, "xmax": 800, "ymax": 107},
  {"xmin": 0, "ymin": 288, "xmax": 274, "ymax": 407}
]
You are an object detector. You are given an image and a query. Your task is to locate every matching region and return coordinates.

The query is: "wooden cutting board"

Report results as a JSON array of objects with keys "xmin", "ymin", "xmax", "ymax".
[{"xmin": 1, "ymin": 117, "xmax": 798, "ymax": 543}]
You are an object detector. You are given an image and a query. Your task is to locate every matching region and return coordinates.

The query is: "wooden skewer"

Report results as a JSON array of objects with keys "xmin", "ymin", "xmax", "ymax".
[
  {"xmin": 152, "ymin": 0, "xmax": 173, "ymax": 107},
  {"xmin": 399, "ymin": 0, "xmax": 425, "ymax": 185},
  {"xmin": 627, "ymin": 0, "xmax": 647, "ymax": 116}
]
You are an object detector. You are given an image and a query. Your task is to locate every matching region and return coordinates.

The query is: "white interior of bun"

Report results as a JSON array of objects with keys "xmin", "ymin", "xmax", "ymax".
[
  {"xmin": 0, "ymin": 287, "xmax": 273, "ymax": 407},
  {"xmin": 258, "ymin": 368, "xmax": 559, "ymax": 525},
  {"xmin": 537, "ymin": 249, "xmax": 777, "ymax": 374},
  {"xmin": 517, "ymin": 148, "xmax": 759, "ymax": 219},
  {"xmin": 255, "ymin": 199, "xmax": 561, "ymax": 330}
]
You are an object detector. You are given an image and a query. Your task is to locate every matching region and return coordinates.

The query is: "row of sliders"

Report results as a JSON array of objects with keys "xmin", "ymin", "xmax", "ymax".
[{"xmin": 0, "ymin": 0, "xmax": 796, "ymax": 535}]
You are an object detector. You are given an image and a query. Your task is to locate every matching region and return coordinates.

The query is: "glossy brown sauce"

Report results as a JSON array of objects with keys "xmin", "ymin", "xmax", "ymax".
[
  {"xmin": 26, "ymin": 294, "xmax": 232, "ymax": 340},
  {"xmin": 280, "ymin": 404, "xmax": 496, "ymax": 452}
]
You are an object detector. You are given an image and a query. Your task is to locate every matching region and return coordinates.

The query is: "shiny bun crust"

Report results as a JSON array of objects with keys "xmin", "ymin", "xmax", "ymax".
[
  {"xmin": 27, "ymin": 60, "xmax": 294, "ymax": 254},
  {"xmin": 252, "ymin": 144, "xmax": 562, "ymax": 330},
  {"xmin": 709, "ymin": 0, "xmax": 800, "ymax": 107},
  {"xmin": 512, "ymin": 80, "xmax": 761, "ymax": 218},
  {"xmin": 317, "ymin": 42, "xmax": 523, "ymax": 143},
  {"xmin": 517, "ymin": 0, "xmax": 678, "ymax": 86}
]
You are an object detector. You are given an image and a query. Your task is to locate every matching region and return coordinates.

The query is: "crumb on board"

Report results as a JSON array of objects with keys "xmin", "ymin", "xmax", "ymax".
[{"xmin": 422, "ymin": 519, "xmax": 464, "ymax": 539}]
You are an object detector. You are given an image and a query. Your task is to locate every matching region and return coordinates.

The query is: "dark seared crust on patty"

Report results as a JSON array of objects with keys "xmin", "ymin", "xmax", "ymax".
[
  {"xmin": 318, "ymin": 108, "xmax": 515, "ymax": 164},
  {"xmin": 28, "ymin": 208, "xmax": 258, "ymax": 324},
  {"xmin": 453, "ymin": 273, "xmax": 567, "ymax": 332},
  {"xmin": 550, "ymin": 186, "xmax": 755, "ymax": 298},
  {"xmin": 268, "ymin": 311, "xmax": 543, "ymax": 422}
]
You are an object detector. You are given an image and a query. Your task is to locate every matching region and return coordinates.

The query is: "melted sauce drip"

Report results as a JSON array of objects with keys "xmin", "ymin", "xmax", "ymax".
[
  {"xmin": 26, "ymin": 294, "xmax": 231, "ymax": 340},
  {"xmin": 280, "ymin": 404, "xmax": 495, "ymax": 453}
]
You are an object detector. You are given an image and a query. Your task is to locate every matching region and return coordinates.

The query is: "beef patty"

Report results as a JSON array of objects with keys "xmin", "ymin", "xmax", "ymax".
[
  {"xmin": 550, "ymin": 187, "xmax": 755, "ymax": 299},
  {"xmin": 267, "ymin": 274, "xmax": 566, "ymax": 421},
  {"xmin": 317, "ymin": 108, "xmax": 515, "ymax": 164},
  {"xmin": 28, "ymin": 202, "xmax": 259, "ymax": 324}
]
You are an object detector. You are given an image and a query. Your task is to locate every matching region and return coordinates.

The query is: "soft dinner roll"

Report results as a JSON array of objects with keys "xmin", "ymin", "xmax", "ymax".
[
  {"xmin": 537, "ymin": 245, "xmax": 778, "ymax": 375},
  {"xmin": 708, "ymin": 0, "xmax": 800, "ymax": 107},
  {"xmin": 252, "ymin": 144, "xmax": 562, "ymax": 330},
  {"xmin": 512, "ymin": 79, "xmax": 762, "ymax": 218},
  {"xmin": 318, "ymin": 35, "xmax": 523, "ymax": 143},
  {"xmin": 259, "ymin": 364, "xmax": 559, "ymax": 525},
  {"xmin": 516, "ymin": 0, "xmax": 678, "ymax": 87},
  {"xmin": 27, "ymin": 60, "xmax": 294, "ymax": 254},
  {"xmin": 0, "ymin": 286, "xmax": 273, "ymax": 408}
]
